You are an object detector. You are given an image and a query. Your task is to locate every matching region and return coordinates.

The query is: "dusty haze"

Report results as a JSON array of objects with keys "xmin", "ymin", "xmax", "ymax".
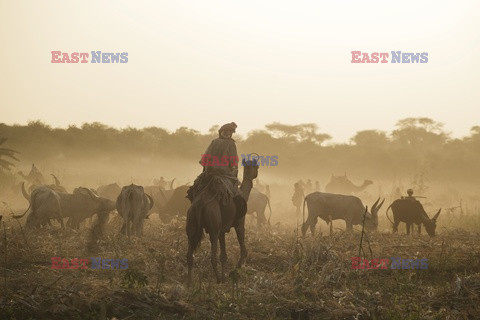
[{"xmin": 1, "ymin": 0, "xmax": 480, "ymax": 143}]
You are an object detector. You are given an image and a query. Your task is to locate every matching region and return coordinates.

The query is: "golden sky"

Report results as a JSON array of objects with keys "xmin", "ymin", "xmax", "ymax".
[{"xmin": 1, "ymin": 0, "xmax": 479, "ymax": 143}]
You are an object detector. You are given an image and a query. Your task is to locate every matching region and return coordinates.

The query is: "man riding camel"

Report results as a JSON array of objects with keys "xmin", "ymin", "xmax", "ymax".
[
  {"xmin": 200, "ymin": 122, "xmax": 239, "ymax": 179},
  {"xmin": 188, "ymin": 122, "xmax": 240, "ymax": 203}
]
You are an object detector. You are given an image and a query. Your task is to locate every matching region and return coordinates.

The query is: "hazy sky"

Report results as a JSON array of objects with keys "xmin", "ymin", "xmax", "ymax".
[{"xmin": 1, "ymin": 0, "xmax": 479, "ymax": 143}]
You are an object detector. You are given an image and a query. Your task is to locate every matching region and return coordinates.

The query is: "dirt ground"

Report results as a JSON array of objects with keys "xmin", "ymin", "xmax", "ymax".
[{"xmin": 0, "ymin": 210, "xmax": 479, "ymax": 320}]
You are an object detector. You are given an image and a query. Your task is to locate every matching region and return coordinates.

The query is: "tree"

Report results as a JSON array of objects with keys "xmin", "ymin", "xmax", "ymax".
[
  {"xmin": 351, "ymin": 130, "xmax": 389, "ymax": 147},
  {"xmin": 469, "ymin": 126, "xmax": 480, "ymax": 139},
  {"xmin": 391, "ymin": 117, "xmax": 448, "ymax": 148},
  {"xmin": 265, "ymin": 122, "xmax": 331, "ymax": 145},
  {"xmin": 208, "ymin": 125, "xmax": 220, "ymax": 136}
]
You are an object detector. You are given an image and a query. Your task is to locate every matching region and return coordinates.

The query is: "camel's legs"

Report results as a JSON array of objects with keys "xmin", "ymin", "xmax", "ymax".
[
  {"xmin": 235, "ymin": 218, "xmax": 247, "ymax": 268},
  {"xmin": 219, "ymin": 232, "xmax": 227, "ymax": 282},
  {"xmin": 187, "ymin": 243, "xmax": 194, "ymax": 283},
  {"xmin": 209, "ymin": 232, "xmax": 220, "ymax": 282}
]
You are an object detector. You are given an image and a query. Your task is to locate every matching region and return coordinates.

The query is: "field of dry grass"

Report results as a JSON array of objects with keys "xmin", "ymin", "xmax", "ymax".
[{"xmin": 1, "ymin": 210, "xmax": 479, "ymax": 320}]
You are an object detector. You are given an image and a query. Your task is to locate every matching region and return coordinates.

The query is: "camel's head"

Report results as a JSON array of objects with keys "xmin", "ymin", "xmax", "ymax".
[{"xmin": 242, "ymin": 156, "xmax": 259, "ymax": 180}]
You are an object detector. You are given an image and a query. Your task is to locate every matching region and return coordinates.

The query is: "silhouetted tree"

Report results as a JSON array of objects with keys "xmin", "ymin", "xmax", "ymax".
[
  {"xmin": 351, "ymin": 130, "xmax": 389, "ymax": 147},
  {"xmin": 265, "ymin": 122, "xmax": 331, "ymax": 145},
  {"xmin": 392, "ymin": 117, "xmax": 448, "ymax": 148}
]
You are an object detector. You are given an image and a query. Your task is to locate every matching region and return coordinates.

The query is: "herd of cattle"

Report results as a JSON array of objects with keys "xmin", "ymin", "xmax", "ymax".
[
  {"xmin": 11, "ymin": 177, "xmax": 274, "ymax": 238},
  {"xmin": 11, "ymin": 174, "xmax": 441, "ymax": 238},
  {"xmin": 7, "ymin": 168, "xmax": 445, "ymax": 282}
]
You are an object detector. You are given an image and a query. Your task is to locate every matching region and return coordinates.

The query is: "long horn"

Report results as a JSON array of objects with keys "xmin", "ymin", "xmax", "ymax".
[
  {"xmin": 371, "ymin": 197, "xmax": 380, "ymax": 213},
  {"xmin": 51, "ymin": 174, "xmax": 61, "ymax": 187},
  {"xmin": 21, "ymin": 182, "xmax": 31, "ymax": 202},
  {"xmin": 432, "ymin": 208, "xmax": 441, "ymax": 221},
  {"xmin": 374, "ymin": 198, "xmax": 385, "ymax": 213},
  {"xmin": 170, "ymin": 178, "xmax": 176, "ymax": 190}
]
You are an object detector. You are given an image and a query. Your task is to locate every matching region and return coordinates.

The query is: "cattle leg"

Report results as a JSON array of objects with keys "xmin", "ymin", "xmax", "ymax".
[
  {"xmin": 139, "ymin": 220, "xmax": 145, "ymax": 237},
  {"xmin": 219, "ymin": 232, "xmax": 227, "ymax": 282},
  {"xmin": 133, "ymin": 215, "xmax": 144, "ymax": 237},
  {"xmin": 257, "ymin": 209, "xmax": 267, "ymax": 226},
  {"xmin": 310, "ymin": 216, "xmax": 318, "ymax": 235},
  {"xmin": 55, "ymin": 208, "xmax": 64, "ymax": 229},
  {"xmin": 418, "ymin": 224, "xmax": 422, "ymax": 234},
  {"xmin": 406, "ymin": 223, "xmax": 411, "ymax": 235},
  {"xmin": 393, "ymin": 218, "xmax": 399, "ymax": 233},
  {"xmin": 209, "ymin": 232, "xmax": 220, "ymax": 283},
  {"xmin": 345, "ymin": 219, "xmax": 353, "ymax": 232},
  {"xmin": 235, "ymin": 218, "xmax": 248, "ymax": 268},
  {"xmin": 124, "ymin": 212, "xmax": 131, "ymax": 239},
  {"xmin": 301, "ymin": 215, "xmax": 315, "ymax": 237},
  {"xmin": 301, "ymin": 221, "xmax": 310, "ymax": 237}
]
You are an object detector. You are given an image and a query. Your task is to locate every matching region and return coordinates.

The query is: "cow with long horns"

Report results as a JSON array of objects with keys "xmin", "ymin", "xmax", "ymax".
[{"xmin": 302, "ymin": 192, "xmax": 385, "ymax": 236}]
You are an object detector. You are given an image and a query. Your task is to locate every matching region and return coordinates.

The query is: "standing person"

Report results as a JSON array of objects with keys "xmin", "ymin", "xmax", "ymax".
[
  {"xmin": 314, "ymin": 180, "xmax": 320, "ymax": 192},
  {"xmin": 393, "ymin": 187, "xmax": 402, "ymax": 200},
  {"xmin": 298, "ymin": 179, "xmax": 306, "ymax": 190},
  {"xmin": 154, "ymin": 176, "xmax": 167, "ymax": 189},
  {"xmin": 292, "ymin": 182, "xmax": 304, "ymax": 216}
]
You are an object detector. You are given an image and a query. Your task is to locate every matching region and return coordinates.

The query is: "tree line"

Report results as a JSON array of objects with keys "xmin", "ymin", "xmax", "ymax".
[{"xmin": 1, "ymin": 118, "xmax": 479, "ymax": 188}]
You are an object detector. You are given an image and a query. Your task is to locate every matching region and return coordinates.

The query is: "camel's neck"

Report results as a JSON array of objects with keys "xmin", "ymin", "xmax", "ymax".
[{"xmin": 240, "ymin": 177, "xmax": 254, "ymax": 201}]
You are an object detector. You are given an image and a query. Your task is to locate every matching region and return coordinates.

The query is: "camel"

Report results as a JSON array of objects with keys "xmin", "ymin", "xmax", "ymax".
[
  {"xmin": 325, "ymin": 174, "xmax": 372, "ymax": 195},
  {"xmin": 186, "ymin": 158, "xmax": 259, "ymax": 283}
]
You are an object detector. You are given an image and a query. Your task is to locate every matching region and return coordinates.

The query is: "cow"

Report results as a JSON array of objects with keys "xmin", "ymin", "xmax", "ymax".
[
  {"xmin": 302, "ymin": 192, "xmax": 384, "ymax": 236},
  {"xmin": 386, "ymin": 199, "xmax": 441, "ymax": 236},
  {"xmin": 16, "ymin": 187, "xmax": 115, "ymax": 229},
  {"xmin": 116, "ymin": 184, "xmax": 154, "ymax": 238},
  {"xmin": 247, "ymin": 188, "xmax": 272, "ymax": 226},
  {"xmin": 13, "ymin": 187, "xmax": 64, "ymax": 229}
]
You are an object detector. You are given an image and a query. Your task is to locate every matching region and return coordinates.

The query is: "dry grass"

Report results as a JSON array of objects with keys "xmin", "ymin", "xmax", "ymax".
[{"xmin": 0, "ymin": 211, "xmax": 479, "ymax": 320}]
